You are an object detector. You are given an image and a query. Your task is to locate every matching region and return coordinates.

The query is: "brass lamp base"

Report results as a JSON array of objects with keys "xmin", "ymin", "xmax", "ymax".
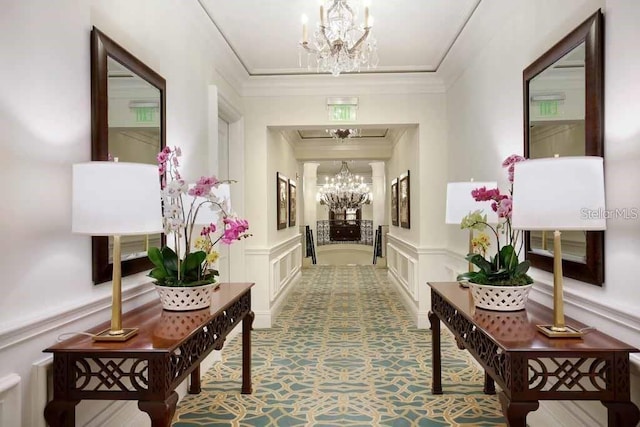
[
  {"xmin": 92, "ymin": 328, "xmax": 138, "ymax": 342},
  {"xmin": 536, "ymin": 324, "xmax": 583, "ymax": 338}
]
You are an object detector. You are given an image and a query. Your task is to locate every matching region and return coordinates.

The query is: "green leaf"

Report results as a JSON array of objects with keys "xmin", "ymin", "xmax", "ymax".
[
  {"xmin": 182, "ymin": 251, "xmax": 206, "ymax": 276},
  {"xmin": 148, "ymin": 266, "xmax": 168, "ymax": 280},
  {"xmin": 147, "ymin": 247, "xmax": 165, "ymax": 269},
  {"xmin": 515, "ymin": 260, "xmax": 531, "ymax": 276},
  {"xmin": 161, "ymin": 246, "xmax": 179, "ymax": 274},
  {"xmin": 499, "ymin": 245, "xmax": 519, "ymax": 271},
  {"xmin": 466, "ymin": 253, "xmax": 493, "ymax": 274}
]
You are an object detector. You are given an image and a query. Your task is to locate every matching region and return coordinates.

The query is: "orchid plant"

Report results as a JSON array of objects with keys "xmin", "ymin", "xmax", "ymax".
[
  {"xmin": 456, "ymin": 155, "xmax": 533, "ymax": 287},
  {"xmin": 148, "ymin": 146, "xmax": 251, "ymax": 287}
]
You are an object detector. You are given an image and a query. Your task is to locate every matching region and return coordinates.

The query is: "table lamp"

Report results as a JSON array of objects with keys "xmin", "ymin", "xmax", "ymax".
[
  {"xmin": 72, "ymin": 162, "xmax": 163, "ymax": 341},
  {"xmin": 445, "ymin": 181, "xmax": 498, "ymax": 275},
  {"xmin": 512, "ymin": 156, "xmax": 606, "ymax": 338}
]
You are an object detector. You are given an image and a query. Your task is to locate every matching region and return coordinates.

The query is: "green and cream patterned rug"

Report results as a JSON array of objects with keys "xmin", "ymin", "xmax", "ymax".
[{"xmin": 173, "ymin": 266, "xmax": 505, "ymax": 426}]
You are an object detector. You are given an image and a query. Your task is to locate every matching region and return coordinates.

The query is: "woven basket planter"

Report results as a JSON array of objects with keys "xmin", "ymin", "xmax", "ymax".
[
  {"xmin": 155, "ymin": 283, "xmax": 218, "ymax": 311},
  {"xmin": 468, "ymin": 283, "xmax": 533, "ymax": 311}
]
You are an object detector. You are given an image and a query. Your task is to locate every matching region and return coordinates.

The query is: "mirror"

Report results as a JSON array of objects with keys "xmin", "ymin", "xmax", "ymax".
[
  {"xmin": 91, "ymin": 27, "xmax": 166, "ymax": 284},
  {"xmin": 523, "ymin": 10, "xmax": 604, "ymax": 285}
]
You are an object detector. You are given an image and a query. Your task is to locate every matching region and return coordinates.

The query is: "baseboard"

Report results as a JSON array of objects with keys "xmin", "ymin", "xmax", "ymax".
[
  {"xmin": 0, "ymin": 374, "xmax": 21, "ymax": 427},
  {"xmin": 387, "ymin": 270, "xmax": 421, "ymax": 327}
]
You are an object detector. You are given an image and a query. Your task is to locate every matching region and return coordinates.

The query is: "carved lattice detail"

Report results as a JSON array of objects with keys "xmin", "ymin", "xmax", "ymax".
[
  {"xmin": 528, "ymin": 357, "xmax": 609, "ymax": 392},
  {"xmin": 73, "ymin": 357, "xmax": 148, "ymax": 392},
  {"xmin": 167, "ymin": 293, "xmax": 251, "ymax": 385},
  {"xmin": 613, "ymin": 353, "xmax": 631, "ymax": 395},
  {"xmin": 431, "ymin": 291, "xmax": 510, "ymax": 388}
]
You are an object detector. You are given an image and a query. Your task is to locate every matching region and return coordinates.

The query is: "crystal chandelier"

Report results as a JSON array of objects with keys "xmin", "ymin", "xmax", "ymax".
[
  {"xmin": 326, "ymin": 128, "xmax": 360, "ymax": 141},
  {"xmin": 299, "ymin": 0, "xmax": 378, "ymax": 76},
  {"xmin": 318, "ymin": 161, "xmax": 372, "ymax": 212}
]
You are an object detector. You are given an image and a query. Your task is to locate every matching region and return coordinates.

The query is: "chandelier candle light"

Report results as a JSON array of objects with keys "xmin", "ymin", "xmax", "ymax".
[
  {"xmin": 318, "ymin": 161, "xmax": 372, "ymax": 212},
  {"xmin": 300, "ymin": 0, "xmax": 378, "ymax": 76}
]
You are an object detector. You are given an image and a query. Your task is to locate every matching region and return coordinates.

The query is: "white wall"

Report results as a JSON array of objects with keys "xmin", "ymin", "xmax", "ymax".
[
  {"xmin": 0, "ymin": 1, "xmax": 244, "ymax": 424},
  {"xmin": 444, "ymin": 0, "xmax": 640, "ymax": 424}
]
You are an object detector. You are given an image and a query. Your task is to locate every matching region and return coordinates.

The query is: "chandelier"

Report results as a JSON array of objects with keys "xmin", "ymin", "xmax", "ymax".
[
  {"xmin": 326, "ymin": 128, "xmax": 360, "ymax": 141},
  {"xmin": 318, "ymin": 161, "xmax": 372, "ymax": 212},
  {"xmin": 299, "ymin": 0, "xmax": 378, "ymax": 76}
]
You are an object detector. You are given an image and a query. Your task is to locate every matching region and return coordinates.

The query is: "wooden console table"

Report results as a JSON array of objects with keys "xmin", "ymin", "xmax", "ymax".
[
  {"xmin": 44, "ymin": 282, "xmax": 254, "ymax": 427},
  {"xmin": 428, "ymin": 282, "xmax": 640, "ymax": 427}
]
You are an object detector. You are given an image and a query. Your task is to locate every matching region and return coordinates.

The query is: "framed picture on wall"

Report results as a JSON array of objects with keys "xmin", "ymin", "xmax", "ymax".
[
  {"xmin": 288, "ymin": 179, "xmax": 297, "ymax": 227},
  {"xmin": 277, "ymin": 172, "xmax": 288, "ymax": 230},
  {"xmin": 391, "ymin": 178, "xmax": 399, "ymax": 226},
  {"xmin": 399, "ymin": 171, "xmax": 410, "ymax": 229}
]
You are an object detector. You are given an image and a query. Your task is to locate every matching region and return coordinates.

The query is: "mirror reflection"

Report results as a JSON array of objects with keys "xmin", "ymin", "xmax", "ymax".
[
  {"xmin": 107, "ymin": 57, "xmax": 162, "ymax": 263},
  {"xmin": 528, "ymin": 42, "xmax": 586, "ymax": 263}
]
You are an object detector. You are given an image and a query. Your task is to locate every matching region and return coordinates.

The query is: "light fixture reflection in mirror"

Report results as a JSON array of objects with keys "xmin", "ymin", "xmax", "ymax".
[
  {"xmin": 528, "ymin": 42, "xmax": 586, "ymax": 263},
  {"xmin": 106, "ymin": 57, "xmax": 162, "ymax": 264}
]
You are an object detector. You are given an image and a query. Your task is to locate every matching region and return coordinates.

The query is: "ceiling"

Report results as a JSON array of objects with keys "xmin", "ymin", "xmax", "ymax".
[
  {"xmin": 197, "ymin": 1, "xmax": 482, "ymax": 174},
  {"xmin": 198, "ymin": 0, "xmax": 482, "ymax": 76}
]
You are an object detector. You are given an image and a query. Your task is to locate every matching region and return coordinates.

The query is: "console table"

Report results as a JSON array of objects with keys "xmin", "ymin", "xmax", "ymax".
[
  {"xmin": 44, "ymin": 282, "xmax": 254, "ymax": 427},
  {"xmin": 428, "ymin": 282, "xmax": 640, "ymax": 427}
]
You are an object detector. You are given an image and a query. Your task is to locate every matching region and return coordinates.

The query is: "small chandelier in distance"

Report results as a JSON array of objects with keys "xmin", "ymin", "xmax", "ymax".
[
  {"xmin": 317, "ymin": 161, "xmax": 372, "ymax": 212},
  {"xmin": 327, "ymin": 128, "xmax": 360, "ymax": 142},
  {"xmin": 299, "ymin": 0, "xmax": 378, "ymax": 77}
]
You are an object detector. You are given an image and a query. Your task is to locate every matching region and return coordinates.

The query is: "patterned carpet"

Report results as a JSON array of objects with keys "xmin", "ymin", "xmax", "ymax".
[{"xmin": 173, "ymin": 266, "xmax": 505, "ymax": 426}]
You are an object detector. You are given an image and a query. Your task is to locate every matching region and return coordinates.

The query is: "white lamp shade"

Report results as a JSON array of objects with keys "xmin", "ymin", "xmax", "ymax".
[
  {"xmin": 511, "ymin": 156, "xmax": 606, "ymax": 231},
  {"xmin": 445, "ymin": 181, "xmax": 499, "ymax": 224},
  {"xmin": 72, "ymin": 162, "xmax": 163, "ymax": 236}
]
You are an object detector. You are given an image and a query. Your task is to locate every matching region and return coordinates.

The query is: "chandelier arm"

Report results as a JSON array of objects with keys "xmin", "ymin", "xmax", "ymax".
[
  {"xmin": 300, "ymin": 41, "xmax": 319, "ymax": 54},
  {"xmin": 348, "ymin": 27, "xmax": 371, "ymax": 55}
]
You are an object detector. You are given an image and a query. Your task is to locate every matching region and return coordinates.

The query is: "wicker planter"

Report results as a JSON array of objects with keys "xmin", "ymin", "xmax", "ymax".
[
  {"xmin": 468, "ymin": 282, "xmax": 533, "ymax": 312},
  {"xmin": 155, "ymin": 283, "xmax": 218, "ymax": 311}
]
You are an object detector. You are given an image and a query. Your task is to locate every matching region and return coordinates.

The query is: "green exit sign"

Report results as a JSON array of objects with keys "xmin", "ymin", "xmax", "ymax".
[
  {"xmin": 134, "ymin": 107, "xmax": 155, "ymax": 122},
  {"xmin": 329, "ymin": 105, "xmax": 357, "ymax": 122},
  {"xmin": 538, "ymin": 100, "xmax": 559, "ymax": 116}
]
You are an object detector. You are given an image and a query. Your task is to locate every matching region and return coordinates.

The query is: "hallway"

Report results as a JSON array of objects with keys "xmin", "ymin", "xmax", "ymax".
[{"xmin": 172, "ymin": 266, "xmax": 505, "ymax": 426}]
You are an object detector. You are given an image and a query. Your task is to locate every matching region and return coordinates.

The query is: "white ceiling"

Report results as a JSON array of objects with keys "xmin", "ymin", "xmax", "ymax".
[
  {"xmin": 198, "ymin": 0, "xmax": 482, "ymax": 76},
  {"xmin": 197, "ymin": 1, "xmax": 483, "ymax": 174}
]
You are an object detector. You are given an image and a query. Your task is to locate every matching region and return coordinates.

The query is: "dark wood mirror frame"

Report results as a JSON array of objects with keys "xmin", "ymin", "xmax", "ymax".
[
  {"xmin": 522, "ymin": 10, "xmax": 604, "ymax": 285},
  {"xmin": 91, "ymin": 27, "xmax": 166, "ymax": 284}
]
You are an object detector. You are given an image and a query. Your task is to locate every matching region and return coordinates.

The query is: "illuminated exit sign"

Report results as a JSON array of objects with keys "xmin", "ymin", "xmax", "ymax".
[
  {"xmin": 134, "ymin": 107, "xmax": 156, "ymax": 122},
  {"xmin": 538, "ymin": 100, "xmax": 559, "ymax": 117},
  {"xmin": 327, "ymin": 97, "xmax": 358, "ymax": 122},
  {"xmin": 329, "ymin": 105, "xmax": 356, "ymax": 121}
]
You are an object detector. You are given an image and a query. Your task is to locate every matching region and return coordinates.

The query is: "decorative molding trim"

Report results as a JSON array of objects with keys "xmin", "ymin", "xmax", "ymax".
[
  {"xmin": 0, "ymin": 282, "xmax": 155, "ymax": 351},
  {"xmin": 0, "ymin": 374, "xmax": 21, "ymax": 427},
  {"xmin": 30, "ymin": 357, "xmax": 52, "ymax": 427},
  {"xmin": 245, "ymin": 234, "xmax": 302, "ymax": 257},
  {"xmin": 242, "ymin": 73, "xmax": 446, "ymax": 97}
]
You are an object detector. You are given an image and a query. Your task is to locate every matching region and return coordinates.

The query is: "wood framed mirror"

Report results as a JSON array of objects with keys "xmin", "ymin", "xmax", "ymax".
[
  {"xmin": 523, "ymin": 10, "xmax": 604, "ymax": 285},
  {"xmin": 91, "ymin": 27, "xmax": 166, "ymax": 284}
]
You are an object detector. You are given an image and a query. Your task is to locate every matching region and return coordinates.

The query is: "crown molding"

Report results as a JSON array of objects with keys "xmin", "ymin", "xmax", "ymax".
[{"xmin": 241, "ymin": 73, "xmax": 446, "ymax": 97}]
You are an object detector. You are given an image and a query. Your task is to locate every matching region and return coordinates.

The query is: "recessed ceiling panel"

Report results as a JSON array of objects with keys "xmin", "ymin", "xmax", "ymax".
[{"xmin": 199, "ymin": 0, "xmax": 481, "ymax": 75}]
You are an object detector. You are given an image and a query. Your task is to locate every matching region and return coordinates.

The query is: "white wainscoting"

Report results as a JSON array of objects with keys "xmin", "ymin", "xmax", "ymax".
[
  {"xmin": 387, "ymin": 241, "xmax": 419, "ymax": 300},
  {"xmin": 0, "ymin": 374, "xmax": 21, "ymax": 427},
  {"xmin": 246, "ymin": 235, "xmax": 302, "ymax": 328}
]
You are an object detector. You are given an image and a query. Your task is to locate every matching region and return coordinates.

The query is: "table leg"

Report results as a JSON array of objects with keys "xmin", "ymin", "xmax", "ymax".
[
  {"xmin": 43, "ymin": 399, "xmax": 79, "ymax": 427},
  {"xmin": 429, "ymin": 310, "xmax": 442, "ymax": 395},
  {"xmin": 138, "ymin": 391, "xmax": 179, "ymax": 427},
  {"xmin": 242, "ymin": 310, "xmax": 255, "ymax": 394},
  {"xmin": 602, "ymin": 401, "xmax": 640, "ymax": 427},
  {"xmin": 189, "ymin": 364, "xmax": 201, "ymax": 394},
  {"xmin": 484, "ymin": 371, "xmax": 496, "ymax": 395},
  {"xmin": 498, "ymin": 391, "xmax": 538, "ymax": 427}
]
